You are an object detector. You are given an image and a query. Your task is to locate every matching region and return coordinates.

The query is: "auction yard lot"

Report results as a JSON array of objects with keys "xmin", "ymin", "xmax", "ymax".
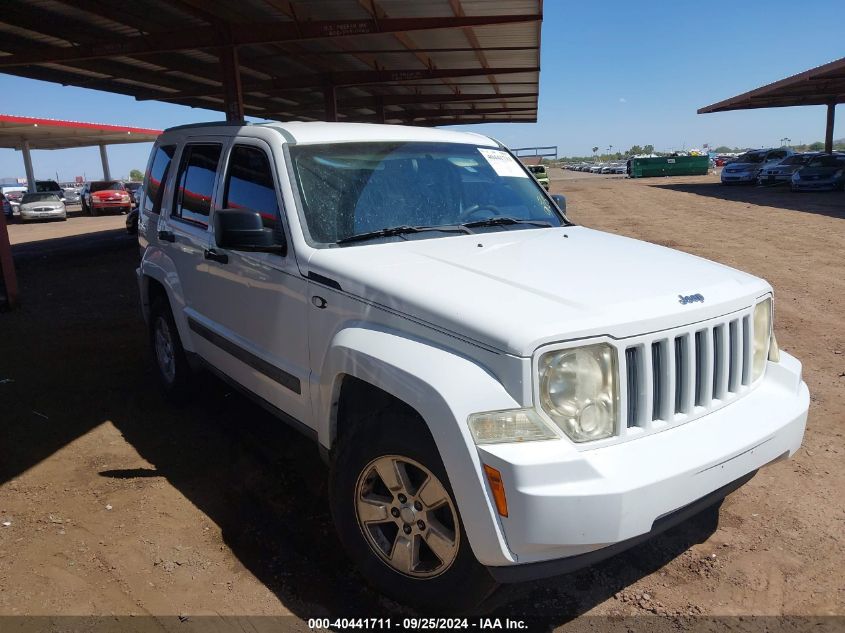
[{"xmin": 1, "ymin": 171, "xmax": 843, "ymax": 623}]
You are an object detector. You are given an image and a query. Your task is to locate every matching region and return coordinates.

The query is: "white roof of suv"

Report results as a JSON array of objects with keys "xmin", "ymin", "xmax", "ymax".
[{"xmin": 163, "ymin": 121, "xmax": 500, "ymax": 147}]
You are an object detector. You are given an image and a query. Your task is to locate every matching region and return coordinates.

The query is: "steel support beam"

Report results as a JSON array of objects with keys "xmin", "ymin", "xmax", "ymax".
[
  {"xmin": 137, "ymin": 67, "xmax": 538, "ymax": 101},
  {"xmin": 99, "ymin": 144, "xmax": 111, "ymax": 180},
  {"xmin": 825, "ymin": 101, "xmax": 836, "ymax": 153},
  {"xmin": 220, "ymin": 45, "xmax": 245, "ymax": 122},
  {"xmin": 0, "ymin": 15, "xmax": 539, "ymax": 67},
  {"xmin": 324, "ymin": 86, "xmax": 338, "ymax": 122},
  {"xmin": 21, "ymin": 141, "xmax": 35, "ymax": 193},
  {"xmin": 0, "ymin": 210, "xmax": 18, "ymax": 311}
]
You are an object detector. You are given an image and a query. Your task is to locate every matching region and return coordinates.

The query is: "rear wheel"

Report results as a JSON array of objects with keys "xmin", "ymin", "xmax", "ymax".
[
  {"xmin": 330, "ymin": 406, "xmax": 497, "ymax": 613},
  {"xmin": 149, "ymin": 296, "xmax": 193, "ymax": 402}
]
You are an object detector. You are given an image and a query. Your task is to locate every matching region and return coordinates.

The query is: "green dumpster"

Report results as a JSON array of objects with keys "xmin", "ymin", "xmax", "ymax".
[{"xmin": 629, "ymin": 155, "xmax": 709, "ymax": 178}]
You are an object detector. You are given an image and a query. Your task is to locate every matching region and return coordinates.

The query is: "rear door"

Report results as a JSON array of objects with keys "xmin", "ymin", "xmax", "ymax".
[
  {"xmin": 192, "ymin": 138, "xmax": 311, "ymax": 426},
  {"xmin": 160, "ymin": 138, "xmax": 226, "ymax": 336}
]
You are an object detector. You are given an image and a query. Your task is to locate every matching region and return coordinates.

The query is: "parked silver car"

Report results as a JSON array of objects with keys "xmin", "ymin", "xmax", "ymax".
[
  {"xmin": 721, "ymin": 148, "xmax": 793, "ymax": 184},
  {"xmin": 19, "ymin": 192, "xmax": 66, "ymax": 222}
]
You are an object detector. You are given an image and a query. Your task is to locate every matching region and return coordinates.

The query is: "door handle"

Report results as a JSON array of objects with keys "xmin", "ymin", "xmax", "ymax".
[
  {"xmin": 204, "ymin": 248, "xmax": 229, "ymax": 264},
  {"xmin": 157, "ymin": 230, "xmax": 176, "ymax": 243}
]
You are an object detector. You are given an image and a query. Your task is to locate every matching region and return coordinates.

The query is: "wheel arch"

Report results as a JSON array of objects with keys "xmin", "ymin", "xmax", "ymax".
[{"xmin": 317, "ymin": 325, "xmax": 520, "ymax": 566}]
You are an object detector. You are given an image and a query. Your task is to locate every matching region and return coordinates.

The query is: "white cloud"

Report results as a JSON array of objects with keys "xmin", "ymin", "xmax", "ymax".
[{"xmin": 619, "ymin": 98, "xmax": 627, "ymax": 103}]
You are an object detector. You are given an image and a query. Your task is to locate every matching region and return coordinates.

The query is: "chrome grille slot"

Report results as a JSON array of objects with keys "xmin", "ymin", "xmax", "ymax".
[
  {"xmin": 651, "ymin": 341, "xmax": 662, "ymax": 421},
  {"xmin": 741, "ymin": 315, "xmax": 751, "ymax": 385},
  {"xmin": 625, "ymin": 347, "xmax": 640, "ymax": 427},
  {"xmin": 674, "ymin": 336, "xmax": 686, "ymax": 414},
  {"xmin": 694, "ymin": 331, "xmax": 704, "ymax": 407},
  {"xmin": 616, "ymin": 306, "xmax": 758, "ymax": 440},
  {"xmin": 728, "ymin": 319, "xmax": 740, "ymax": 392}
]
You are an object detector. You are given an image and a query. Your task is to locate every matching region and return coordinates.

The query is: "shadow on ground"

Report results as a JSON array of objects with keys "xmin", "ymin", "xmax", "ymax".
[
  {"xmin": 649, "ymin": 181, "xmax": 845, "ymax": 219},
  {"xmin": 0, "ymin": 231, "xmax": 723, "ymax": 626}
]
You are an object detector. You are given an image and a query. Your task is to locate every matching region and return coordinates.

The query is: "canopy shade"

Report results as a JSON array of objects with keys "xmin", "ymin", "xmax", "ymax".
[
  {"xmin": 0, "ymin": 114, "xmax": 161, "ymax": 150},
  {"xmin": 0, "ymin": 0, "xmax": 543, "ymax": 126},
  {"xmin": 698, "ymin": 57, "xmax": 845, "ymax": 113}
]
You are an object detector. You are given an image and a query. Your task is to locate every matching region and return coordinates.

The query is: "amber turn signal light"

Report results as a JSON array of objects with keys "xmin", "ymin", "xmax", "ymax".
[{"xmin": 483, "ymin": 464, "xmax": 509, "ymax": 517}]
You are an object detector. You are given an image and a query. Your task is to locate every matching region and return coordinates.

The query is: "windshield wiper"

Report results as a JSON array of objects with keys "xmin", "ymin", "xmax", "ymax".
[
  {"xmin": 336, "ymin": 224, "xmax": 474, "ymax": 245},
  {"xmin": 461, "ymin": 217, "xmax": 553, "ymax": 229}
]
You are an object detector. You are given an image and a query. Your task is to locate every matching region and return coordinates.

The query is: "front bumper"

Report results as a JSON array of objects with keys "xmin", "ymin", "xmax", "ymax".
[
  {"xmin": 478, "ymin": 352, "xmax": 808, "ymax": 577},
  {"xmin": 92, "ymin": 200, "xmax": 131, "ymax": 210},
  {"xmin": 792, "ymin": 179, "xmax": 841, "ymax": 191},
  {"xmin": 20, "ymin": 209, "xmax": 66, "ymax": 220},
  {"xmin": 721, "ymin": 171, "xmax": 757, "ymax": 183}
]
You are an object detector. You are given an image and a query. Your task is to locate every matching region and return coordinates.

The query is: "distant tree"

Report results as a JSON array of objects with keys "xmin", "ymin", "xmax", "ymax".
[
  {"xmin": 628, "ymin": 145, "xmax": 643, "ymax": 156},
  {"xmin": 129, "ymin": 168, "xmax": 143, "ymax": 181},
  {"xmin": 592, "ymin": 146, "xmax": 599, "ymax": 156},
  {"xmin": 713, "ymin": 146, "xmax": 732, "ymax": 153},
  {"xmin": 808, "ymin": 141, "xmax": 825, "ymax": 151},
  {"xmin": 643, "ymin": 144, "xmax": 654, "ymax": 154}
]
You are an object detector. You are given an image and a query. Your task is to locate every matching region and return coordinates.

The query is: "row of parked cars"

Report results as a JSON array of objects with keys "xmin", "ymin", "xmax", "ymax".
[
  {"xmin": 563, "ymin": 162, "xmax": 627, "ymax": 174},
  {"xmin": 720, "ymin": 148, "xmax": 845, "ymax": 191},
  {"xmin": 0, "ymin": 179, "xmax": 142, "ymax": 223}
]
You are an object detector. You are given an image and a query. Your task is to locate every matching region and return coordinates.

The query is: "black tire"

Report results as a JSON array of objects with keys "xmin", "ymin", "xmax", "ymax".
[
  {"xmin": 149, "ymin": 295, "xmax": 193, "ymax": 403},
  {"xmin": 90, "ymin": 204, "xmax": 99, "ymax": 217},
  {"xmin": 330, "ymin": 406, "xmax": 497, "ymax": 613}
]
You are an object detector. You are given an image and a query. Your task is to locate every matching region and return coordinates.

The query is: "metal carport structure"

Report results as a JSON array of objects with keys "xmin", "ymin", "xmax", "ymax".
[
  {"xmin": 698, "ymin": 56, "xmax": 845, "ymax": 153},
  {"xmin": 0, "ymin": 0, "xmax": 543, "ymax": 126},
  {"xmin": 0, "ymin": 114, "xmax": 162, "ymax": 310}
]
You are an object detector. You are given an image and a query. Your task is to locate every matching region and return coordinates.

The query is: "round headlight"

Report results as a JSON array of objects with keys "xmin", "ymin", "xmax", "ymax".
[
  {"xmin": 539, "ymin": 344, "xmax": 618, "ymax": 442},
  {"xmin": 751, "ymin": 298, "xmax": 773, "ymax": 381}
]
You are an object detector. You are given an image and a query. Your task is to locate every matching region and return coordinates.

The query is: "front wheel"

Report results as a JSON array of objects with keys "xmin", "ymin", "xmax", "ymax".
[{"xmin": 330, "ymin": 407, "xmax": 497, "ymax": 613}]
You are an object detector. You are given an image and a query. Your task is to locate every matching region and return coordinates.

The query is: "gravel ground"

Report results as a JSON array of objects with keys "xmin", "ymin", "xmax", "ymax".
[{"xmin": 0, "ymin": 171, "xmax": 843, "ymax": 628}]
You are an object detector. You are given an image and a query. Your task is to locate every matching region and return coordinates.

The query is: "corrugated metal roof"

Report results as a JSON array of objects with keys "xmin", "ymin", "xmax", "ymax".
[
  {"xmin": 0, "ymin": 0, "xmax": 543, "ymax": 126},
  {"xmin": 699, "ymin": 56, "xmax": 845, "ymax": 113}
]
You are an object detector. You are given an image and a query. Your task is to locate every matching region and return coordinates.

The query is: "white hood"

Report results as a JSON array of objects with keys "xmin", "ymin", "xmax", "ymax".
[{"xmin": 307, "ymin": 226, "xmax": 769, "ymax": 356}]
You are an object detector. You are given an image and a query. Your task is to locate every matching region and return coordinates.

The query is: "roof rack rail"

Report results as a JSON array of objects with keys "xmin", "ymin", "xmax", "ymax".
[{"xmin": 164, "ymin": 120, "xmax": 250, "ymax": 132}]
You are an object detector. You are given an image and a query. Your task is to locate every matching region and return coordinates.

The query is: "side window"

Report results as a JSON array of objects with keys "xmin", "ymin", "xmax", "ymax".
[
  {"xmin": 223, "ymin": 145, "xmax": 281, "ymax": 229},
  {"xmin": 143, "ymin": 144, "xmax": 176, "ymax": 215},
  {"xmin": 173, "ymin": 144, "xmax": 222, "ymax": 227}
]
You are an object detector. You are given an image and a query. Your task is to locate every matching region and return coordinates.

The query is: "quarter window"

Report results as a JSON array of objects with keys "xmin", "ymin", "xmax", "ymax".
[
  {"xmin": 223, "ymin": 145, "xmax": 281, "ymax": 228},
  {"xmin": 143, "ymin": 144, "xmax": 176, "ymax": 215},
  {"xmin": 173, "ymin": 144, "xmax": 222, "ymax": 227}
]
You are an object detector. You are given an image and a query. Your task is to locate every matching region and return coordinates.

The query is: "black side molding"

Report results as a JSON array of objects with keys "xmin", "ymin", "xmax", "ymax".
[
  {"xmin": 307, "ymin": 271, "xmax": 342, "ymax": 291},
  {"xmin": 487, "ymin": 469, "xmax": 758, "ymax": 583},
  {"xmin": 188, "ymin": 317, "xmax": 301, "ymax": 395}
]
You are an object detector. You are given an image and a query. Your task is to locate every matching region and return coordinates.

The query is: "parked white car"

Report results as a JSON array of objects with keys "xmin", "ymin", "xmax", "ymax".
[
  {"xmin": 136, "ymin": 121, "xmax": 808, "ymax": 612},
  {"xmin": 18, "ymin": 192, "xmax": 66, "ymax": 222}
]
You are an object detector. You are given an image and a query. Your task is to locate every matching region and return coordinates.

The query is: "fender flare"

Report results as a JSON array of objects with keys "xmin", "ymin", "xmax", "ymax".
[
  {"xmin": 138, "ymin": 247, "xmax": 195, "ymax": 353},
  {"xmin": 316, "ymin": 325, "xmax": 520, "ymax": 566}
]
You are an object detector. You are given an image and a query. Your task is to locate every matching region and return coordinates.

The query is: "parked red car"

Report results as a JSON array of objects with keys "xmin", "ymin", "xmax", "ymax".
[{"xmin": 82, "ymin": 180, "xmax": 132, "ymax": 216}]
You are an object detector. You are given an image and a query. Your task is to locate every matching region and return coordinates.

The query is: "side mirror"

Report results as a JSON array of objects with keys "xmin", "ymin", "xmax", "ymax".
[
  {"xmin": 213, "ymin": 208, "xmax": 286, "ymax": 255},
  {"xmin": 551, "ymin": 194, "xmax": 567, "ymax": 214}
]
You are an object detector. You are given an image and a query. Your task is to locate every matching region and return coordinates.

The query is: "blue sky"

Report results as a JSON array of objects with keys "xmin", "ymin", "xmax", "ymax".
[{"xmin": 2, "ymin": 0, "xmax": 844, "ymax": 179}]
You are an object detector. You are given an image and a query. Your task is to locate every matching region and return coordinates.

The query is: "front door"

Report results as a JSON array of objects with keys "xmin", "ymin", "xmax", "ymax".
[{"xmin": 192, "ymin": 139, "xmax": 311, "ymax": 427}]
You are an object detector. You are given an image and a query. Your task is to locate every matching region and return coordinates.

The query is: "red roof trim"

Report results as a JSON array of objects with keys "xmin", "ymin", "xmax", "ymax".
[{"xmin": 0, "ymin": 113, "xmax": 162, "ymax": 136}]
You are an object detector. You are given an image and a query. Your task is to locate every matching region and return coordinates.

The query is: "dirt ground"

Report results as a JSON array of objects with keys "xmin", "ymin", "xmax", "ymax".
[{"xmin": 0, "ymin": 172, "xmax": 843, "ymax": 628}]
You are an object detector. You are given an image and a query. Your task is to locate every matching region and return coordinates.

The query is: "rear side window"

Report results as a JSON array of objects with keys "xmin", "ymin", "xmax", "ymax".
[
  {"xmin": 222, "ymin": 145, "xmax": 281, "ymax": 228},
  {"xmin": 144, "ymin": 144, "xmax": 176, "ymax": 215},
  {"xmin": 173, "ymin": 144, "xmax": 222, "ymax": 227}
]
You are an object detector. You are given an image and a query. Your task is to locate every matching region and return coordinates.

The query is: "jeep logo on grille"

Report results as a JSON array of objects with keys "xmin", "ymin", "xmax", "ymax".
[{"xmin": 678, "ymin": 293, "xmax": 705, "ymax": 305}]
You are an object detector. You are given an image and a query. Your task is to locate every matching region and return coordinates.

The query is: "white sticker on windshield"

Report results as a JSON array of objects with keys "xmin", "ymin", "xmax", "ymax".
[{"xmin": 477, "ymin": 148, "xmax": 528, "ymax": 178}]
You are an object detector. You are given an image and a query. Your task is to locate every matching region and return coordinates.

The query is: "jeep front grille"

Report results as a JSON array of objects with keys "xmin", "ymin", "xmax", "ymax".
[{"xmin": 624, "ymin": 309, "xmax": 753, "ymax": 432}]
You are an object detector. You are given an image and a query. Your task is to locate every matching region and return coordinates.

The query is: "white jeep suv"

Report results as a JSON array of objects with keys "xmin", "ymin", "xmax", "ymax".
[{"xmin": 136, "ymin": 121, "xmax": 809, "ymax": 611}]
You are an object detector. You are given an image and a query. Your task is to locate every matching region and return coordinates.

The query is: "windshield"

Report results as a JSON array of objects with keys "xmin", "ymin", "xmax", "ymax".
[
  {"xmin": 528, "ymin": 165, "xmax": 547, "ymax": 174},
  {"xmin": 781, "ymin": 155, "xmax": 808, "ymax": 166},
  {"xmin": 289, "ymin": 142, "xmax": 564, "ymax": 246},
  {"xmin": 91, "ymin": 181, "xmax": 125, "ymax": 192},
  {"xmin": 806, "ymin": 155, "xmax": 845, "ymax": 168},
  {"xmin": 735, "ymin": 152, "xmax": 766, "ymax": 164},
  {"xmin": 22, "ymin": 193, "xmax": 60, "ymax": 203}
]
